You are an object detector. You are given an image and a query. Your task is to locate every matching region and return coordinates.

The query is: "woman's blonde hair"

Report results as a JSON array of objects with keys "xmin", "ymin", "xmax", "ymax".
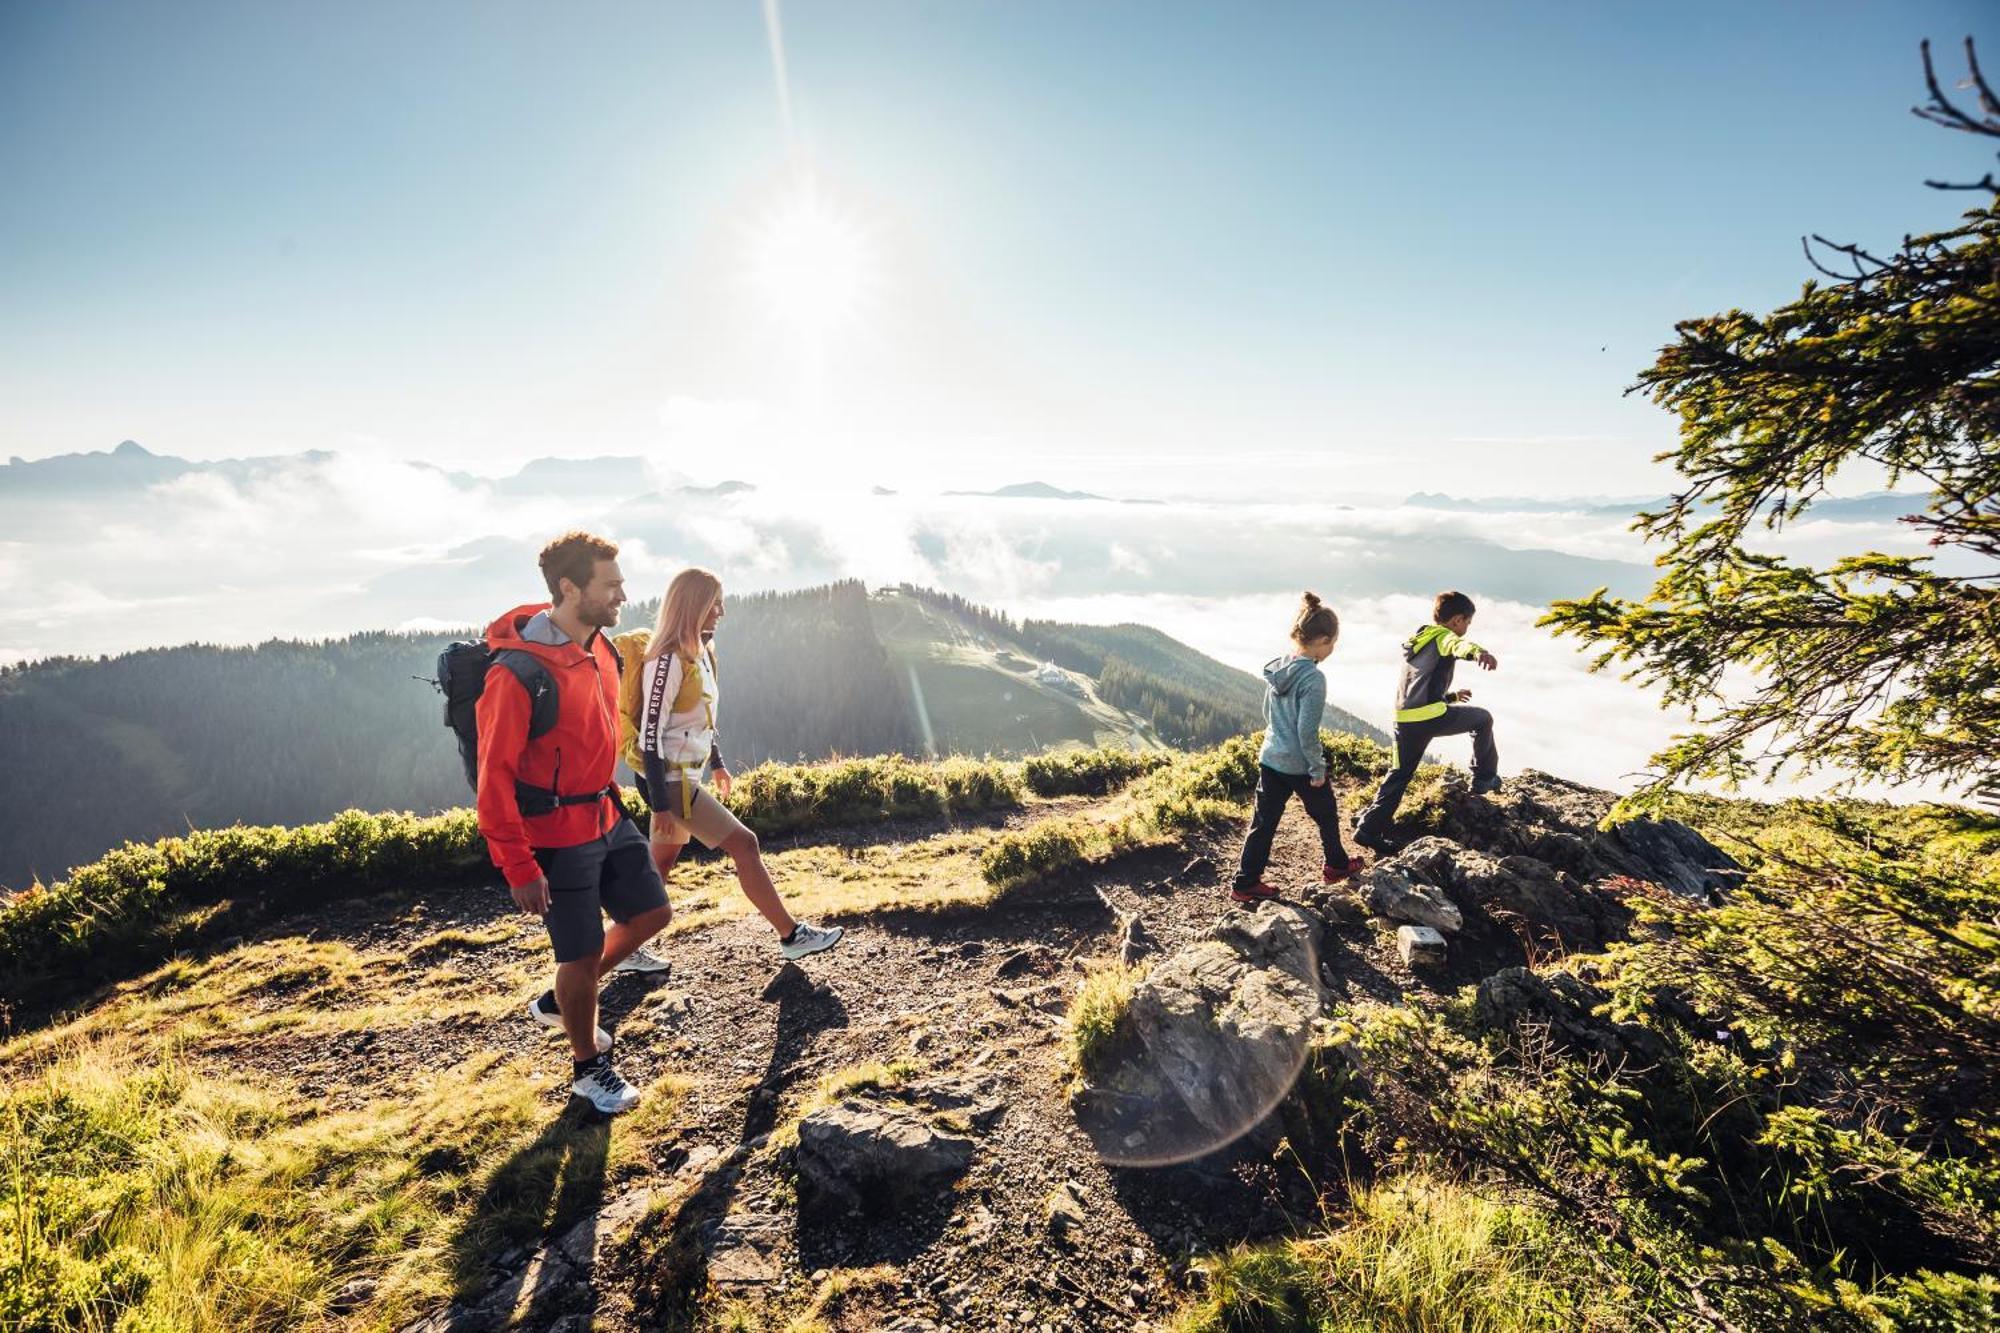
[
  {"xmin": 1291, "ymin": 590, "xmax": 1339, "ymax": 645},
  {"xmin": 647, "ymin": 567, "xmax": 723, "ymax": 661}
]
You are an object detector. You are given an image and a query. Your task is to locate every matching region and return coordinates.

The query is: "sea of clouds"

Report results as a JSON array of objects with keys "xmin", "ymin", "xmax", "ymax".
[{"xmin": 0, "ymin": 448, "xmax": 1950, "ymax": 799}]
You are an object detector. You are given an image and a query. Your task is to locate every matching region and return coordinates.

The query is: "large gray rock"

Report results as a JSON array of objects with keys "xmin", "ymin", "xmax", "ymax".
[
  {"xmin": 1596, "ymin": 817, "xmax": 1741, "ymax": 901},
  {"xmin": 1383, "ymin": 836, "xmax": 1465, "ymax": 888},
  {"xmin": 794, "ymin": 1099, "xmax": 975, "ymax": 1206},
  {"xmin": 1358, "ymin": 864, "xmax": 1463, "ymax": 933},
  {"xmin": 1124, "ymin": 905, "xmax": 1323, "ymax": 1142},
  {"xmin": 1387, "ymin": 824, "xmax": 1709, "ymax": 954},
  {"xmin": 1416, "ymin": 772, "xmax": 1739, "ymax": 902}
]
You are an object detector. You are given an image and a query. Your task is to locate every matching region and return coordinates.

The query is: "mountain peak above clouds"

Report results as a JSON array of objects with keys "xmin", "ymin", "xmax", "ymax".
[
  {"xmin": 948, "ymin": 480, "xmax": 1112, "ymax": 501},
  {"xmin": 2, "ymin": 439, "xmax": 193, "ymax": 492}
]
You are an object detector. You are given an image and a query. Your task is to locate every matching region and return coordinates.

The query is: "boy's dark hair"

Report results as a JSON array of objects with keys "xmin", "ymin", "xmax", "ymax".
[
  {"xmin": 539, "ymin": 531, "xmax": 620, "ymax": 602},
  {"xmin": 1292, "ymin": 591, "xmax": 1339, "ymax": 645},
  {"xmin": 1433, "ymin": 590, "xmax": 1476, "ymax": 623}
]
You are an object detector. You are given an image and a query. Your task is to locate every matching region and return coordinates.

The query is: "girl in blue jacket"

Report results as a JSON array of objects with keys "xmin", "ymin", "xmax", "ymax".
[{"xmin": 1230, "ymin": 592, "xmax": 1361, "ymax": 902}]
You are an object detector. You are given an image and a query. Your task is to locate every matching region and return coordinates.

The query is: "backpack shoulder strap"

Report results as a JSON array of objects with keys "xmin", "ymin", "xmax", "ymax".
[{"xmin": 491, "ymin": 649, "xmax": 560, "ymax": 739}]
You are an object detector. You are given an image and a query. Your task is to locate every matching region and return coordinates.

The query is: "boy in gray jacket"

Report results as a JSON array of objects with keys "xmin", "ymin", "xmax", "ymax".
[{"xmin": 1353, "ymin": 590, "xmax": 1500, "ymax": 852}]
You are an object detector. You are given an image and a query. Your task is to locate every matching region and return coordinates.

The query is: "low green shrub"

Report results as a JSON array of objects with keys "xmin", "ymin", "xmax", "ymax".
[
  {"xmin": 979, "ymin": 818, "xmax": 1097, "ymax": 892},
  {"xmin": 0, "ymin": 809, "xmax": 488, "ymax": 1009},
  {"xmin": 1023, "ymin": 746, "xmax": 1170, "ymax": 797},
  {"xmin": 933, "ymin": 755, "xmax": 1025, "ymax": 811},
  {"xmin": 715, "ymin": 754, "xmax": 1024, "ymax": 838},
  {"xmin": 1321, "ymin": 730, "xmax": 1391, "ymax": 784},
  {"xmin": 1066, "ymin": 960, "xmax": 1147, "ymax": 1080},
  {"xmin": 1174, "ymin": 1175, "xmax": 1620, "ymax": 1333},
  {"xmin": 980, "ymin": 738, "xmax": 1267, "ymax": 893}
]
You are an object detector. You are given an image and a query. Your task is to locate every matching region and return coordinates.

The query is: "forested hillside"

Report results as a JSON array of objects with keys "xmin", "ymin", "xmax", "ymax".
[
  {"xmin": 690, "ymin": 581, "xmax": 919, "ymax": 764},
  {"xmin": 0, "ymin": 634, "xmax": 469, "ymax": 890}
]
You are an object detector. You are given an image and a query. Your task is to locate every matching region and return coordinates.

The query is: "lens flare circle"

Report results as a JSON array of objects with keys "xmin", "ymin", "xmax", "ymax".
[{"xmin": 1079, "ymin": 911, "xmax": 1322, "ymax": 1170}]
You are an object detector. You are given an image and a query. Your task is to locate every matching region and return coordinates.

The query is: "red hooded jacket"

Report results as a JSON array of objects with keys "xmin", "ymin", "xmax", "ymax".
[{"xmin": 475, "ymin": 603, "xmax": 624, "ymax": 888}]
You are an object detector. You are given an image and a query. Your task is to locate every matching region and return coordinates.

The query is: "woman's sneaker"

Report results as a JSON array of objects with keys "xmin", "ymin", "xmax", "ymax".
[
  {"xmin": 612, "ymin": 946, "xmax": 672, "ymax": 976},
  {"xmin": 1230, "ymin": 880, "xmax": 1282, "ymax": 904},
  {"xmin": 1322, "ymin": 856, "xmax": 1365, "ymax": 884},
  {"xmin": 527, "ymin": 990, "xmax": 612, "ymax": 1052},
  {"xmin": 780, "ymin": 922, "xmax": 844, "ymax": 961},
  {"xmin": 571, "ymin": 1052, "xmax": 641, "ymax": 1115}
]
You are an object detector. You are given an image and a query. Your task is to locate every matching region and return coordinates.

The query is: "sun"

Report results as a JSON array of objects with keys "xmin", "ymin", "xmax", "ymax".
[{"xmin": 745, "ymin": 175, "xmax": 877, "ymax": 338}]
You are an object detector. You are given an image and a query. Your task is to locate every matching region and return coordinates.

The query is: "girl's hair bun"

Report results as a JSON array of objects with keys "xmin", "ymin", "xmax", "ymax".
[{"xmin": 1291, "ymin": 592, "xmax": 1338, "ymax": 645}]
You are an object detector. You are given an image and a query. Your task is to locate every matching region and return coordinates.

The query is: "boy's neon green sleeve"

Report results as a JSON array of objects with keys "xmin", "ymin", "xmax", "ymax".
[{"xmin": 1437, "ymin": 629, "xmax": 1486, "ymax": 659}]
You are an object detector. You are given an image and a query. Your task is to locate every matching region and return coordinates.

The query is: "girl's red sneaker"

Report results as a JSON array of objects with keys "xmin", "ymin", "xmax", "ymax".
[{"xmin": 1230, "ymin": 880, "xmax": 1283, "ymax": 904}]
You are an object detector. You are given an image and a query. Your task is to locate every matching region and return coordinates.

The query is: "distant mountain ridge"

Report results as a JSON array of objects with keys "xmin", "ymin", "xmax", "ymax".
[{"xmin": 0, "ymin": 440, "xmax": 754, "ymax": 501}]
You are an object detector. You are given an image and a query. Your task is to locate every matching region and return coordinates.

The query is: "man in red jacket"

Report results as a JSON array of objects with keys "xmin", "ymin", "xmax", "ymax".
[{"xmin": 476, "ymin": 531, "xmax": 670, "ymax": 1114}]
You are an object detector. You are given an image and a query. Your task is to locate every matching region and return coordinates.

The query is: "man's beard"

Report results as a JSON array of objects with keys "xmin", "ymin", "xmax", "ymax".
[{"xmin": 580, "ymin": 598, "xmax": 621, "ymax": 629}]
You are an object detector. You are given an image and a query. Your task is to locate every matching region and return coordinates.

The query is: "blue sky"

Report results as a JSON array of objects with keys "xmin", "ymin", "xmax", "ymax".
[{"xmin": 1, "ymin": 0, "xmax": 1988, "ymax": 497}]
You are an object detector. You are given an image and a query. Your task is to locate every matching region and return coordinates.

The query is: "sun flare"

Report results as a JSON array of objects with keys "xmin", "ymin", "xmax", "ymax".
[{"xmin": 746, "ymin": 176, "xmax": 877, "ymax": 337}]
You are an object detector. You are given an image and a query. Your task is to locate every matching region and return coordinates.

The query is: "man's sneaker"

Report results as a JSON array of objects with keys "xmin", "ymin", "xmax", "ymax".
[
  {"xmin": 612, "ymin": 946, "xmax": 672, "ymax": 976},
  {"xmin": 780, "ymin": 922, "xmax": 844, "ymax": 961},
  {"xmin": 1471, "ymin": 775, "xmax": 1504, "ymax": 796},
  {"xmin": 570, "ymin": 1052, "xmax": 641, "ymax": 1115},
  {"xmin": 527, "ymin": 990, "xmax": 611, "ymax": 1052},
  {"xmin": 1322, "ymin": 856, "xmax": 1365, "ymax": 885},
  {"xmin": 1230, "ymin": 880, "xmax": 1282, "ymax": 904},
  {"xmin": 1352, "ymin": 829, "xmax": 1394, "ymax": 855}
]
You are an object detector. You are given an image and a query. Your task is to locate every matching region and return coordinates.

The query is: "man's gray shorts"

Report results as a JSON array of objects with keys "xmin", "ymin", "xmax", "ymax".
[{"xmin": 531, "ymin": 818, "xmax": 668, "ymax": 964}]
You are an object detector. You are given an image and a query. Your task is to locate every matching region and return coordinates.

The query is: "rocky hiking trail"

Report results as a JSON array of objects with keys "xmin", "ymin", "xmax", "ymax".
[{"xmin": 14, "ymin": 770, "xmax": 1738, "ymax": 1332}]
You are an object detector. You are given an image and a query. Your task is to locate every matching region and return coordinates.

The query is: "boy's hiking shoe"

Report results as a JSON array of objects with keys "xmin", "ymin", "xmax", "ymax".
[
  {"xmin": 1322, "ymin": 857, "xmax": 1365, "ymax": 884},
  {"xmin": 528, "ymin": 990, "xmax": 611, "ymax": 1052},
  {"xmin": 1471, "ymin": 775, "xmax": 1504, "ymax": 796},
  {"xmin": 780, "ymin": 922, "xmax": 844, "ymax": 961},
  {"xmin": 1352, "ymin": 830, "xmax": 1394, "ymax": 855},
  {"xmin": 1230, "ymin": 880, "xmax": 1283, "ymax": 904},
  {"xmin": 612, "ymin": 946, "xmax": 672, "ymax": 976},
  {"xmin": 571, "ymin": 1052, "xmax": 641, "ymax": 1115}
]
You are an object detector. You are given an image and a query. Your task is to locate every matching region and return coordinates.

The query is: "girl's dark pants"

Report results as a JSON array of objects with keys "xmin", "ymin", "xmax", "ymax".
[{"xmin": 1234, "ymin": 764, "xmax": 1347, "ymax": 890}]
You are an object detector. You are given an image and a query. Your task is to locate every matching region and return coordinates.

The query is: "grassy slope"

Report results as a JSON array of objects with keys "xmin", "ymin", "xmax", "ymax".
[{"xmin": 869, "ymin": 590, "xmax": 1171, "ymax": 756}]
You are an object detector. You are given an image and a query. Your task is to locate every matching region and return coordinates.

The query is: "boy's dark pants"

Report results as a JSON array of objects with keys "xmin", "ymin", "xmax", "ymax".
[
  {"xmin": 1354, "ymin": 705, "xmax": 1497, "ymax": 843},
  {"xmin": 1234, "ymin": 764, "xmax": 1347, "ymax": 890}
]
